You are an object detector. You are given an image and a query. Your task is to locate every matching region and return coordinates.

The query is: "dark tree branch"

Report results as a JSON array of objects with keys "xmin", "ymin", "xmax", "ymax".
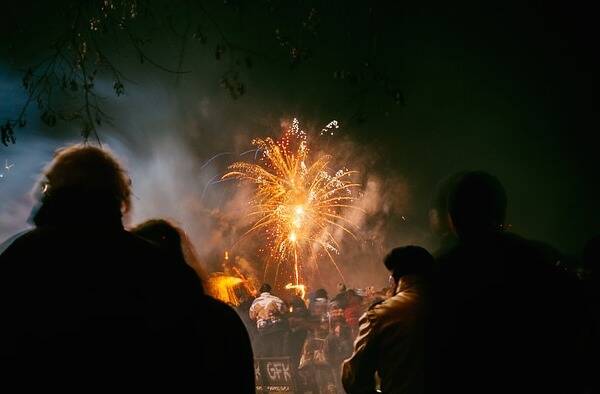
[{"xmin": 3, "ymin": 0, "xmax": 405, "ymax": 145}]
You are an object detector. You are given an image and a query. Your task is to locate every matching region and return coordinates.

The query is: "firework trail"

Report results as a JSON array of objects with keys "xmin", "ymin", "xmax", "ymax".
[{"xmin": 222, "ymin": 119, "xmax": 362, "ymax": 289}]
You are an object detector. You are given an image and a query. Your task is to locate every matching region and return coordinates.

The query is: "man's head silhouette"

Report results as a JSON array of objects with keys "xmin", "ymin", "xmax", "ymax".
[
  {"xmin": 448, "ymin": 171, "xmax": 507, "ymax": 237},
  {"xmin": 32, "ymin": 145, "xmax": 131, "ymax": 226}
]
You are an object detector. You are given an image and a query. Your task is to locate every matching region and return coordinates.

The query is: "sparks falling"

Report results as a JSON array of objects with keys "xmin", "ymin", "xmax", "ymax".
[
  {"xmin": 222, "ymin": 118, "xmax": 361, "ymax": 288},
  {"xmin": 285, "ymin": 283, "xmax": 307, "ymax": 300},
  {"xmin": 206, "ymin": 254, "xmax": 258, "ymax": 306}
]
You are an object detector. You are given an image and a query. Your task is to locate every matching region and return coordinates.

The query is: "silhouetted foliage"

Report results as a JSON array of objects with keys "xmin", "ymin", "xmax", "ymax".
[{"xmin": 1, "ymin": 0, "xmax": 404, "ymax": 144}]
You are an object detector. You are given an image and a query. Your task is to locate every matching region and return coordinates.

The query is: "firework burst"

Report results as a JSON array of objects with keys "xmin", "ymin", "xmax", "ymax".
[{"xmin": 222, "ymin": 119, "xmax": 361, "ymax": 288}]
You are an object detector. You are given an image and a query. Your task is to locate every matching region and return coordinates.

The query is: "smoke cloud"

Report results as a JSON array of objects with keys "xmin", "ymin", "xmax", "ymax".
[{"xmin": 1, "ymin": 73, "xmax": 426, "ymax": 296}]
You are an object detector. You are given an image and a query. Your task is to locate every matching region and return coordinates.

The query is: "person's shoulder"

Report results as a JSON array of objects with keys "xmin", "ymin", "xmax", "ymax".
[
  {"xmin": 251, "ymin": 294, "xmax": 264, "ymax": 303},
  {"xmin": 203, "ymin": 294, "xmax": 233, "ymax": 309},
  {"xmin": 261, "ymin": 293, "xmax": 283, "ymax": 303},
  {"xmin": 202, "ymin": 295, "xmax": 248, "ymax": 326},
  {"xmin": 367, "ymin": 298, "xmax": 385, "ymax": 313},
  {"xmin": 6, "ymin": 227, "xmax": 52, "ymax": 244},
  {"xmin": 434, "ymin": 242, "xmax": 463, "ymax": 273},
  {"xmin": 499, "ymin": 232, "xmax": 561, "ymax": 264},
  {"xmin": 118, "ymin": 231, "xmax": 169, "ymax": 266},
  {"xmin": 433, "ymin": 234, "xmax": 460, "ymax": 258},
  {"xmin": 272, "ymin": 294, "xmax": 285, "ymax": 303},
  {"xmin": 0, "ymin": 229, "xmax": 35, "ymax": 253},
  {"xmin": 497, "ymin": 232, "xmax": 552, "ymax": 251},
  {"xmin": 367, "ymin": 294, "xmax": 406, "ymax": 322},
  {"xmin": 117, "ymin": 231, "xmax": 185, "ymax": 286},
  {"xmin": 364, "ymin": 300, "xmax": 396, "ymax": 333},
  {"xmin": 0, "ymin": 228, "xmax": 49, "ymax": 260},
  {"xmin": 121, "ymin": 230, "xmax": 162, "ymax": 252},
  {"xmin": 501, "ymin": 232, "xmax": 580, "ymax": 281}
]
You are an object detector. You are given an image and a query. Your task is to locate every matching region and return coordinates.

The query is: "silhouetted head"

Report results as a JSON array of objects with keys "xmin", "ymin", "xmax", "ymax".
[
  {"xmin": 259, "ymin": 283, "xmax": 272, "ymax": 294},
  {"xmin": 290, "ymin": 296, "xmax": 307, "ymax": 310},
  {"xmin": 429, "ymin": 171, "xmax": 466, "ymax": 236},
  {"xmin": 384, "ymin": 246, "xmax": 434, "ymax": 282},
  {"xmin": 345, "ymin": 289, "xmax": 361, "ymax": 303},
  {"xmin": 314, "ymin": 288, "xmax": 328, "ymax": 300},
  {"xmin": 32, "ymin": 145, "xmax": 131, "ymax": 226},
  {"xmin": 131, "ymin": 219, "xmax": 206, "ymax": 291},
  {"xmin": 448, "ymin": 171, "xmax": 507, "ymax": 237}
]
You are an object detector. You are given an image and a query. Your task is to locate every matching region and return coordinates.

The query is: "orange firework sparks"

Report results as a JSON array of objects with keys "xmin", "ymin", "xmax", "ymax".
[
  {"xmin": 206, "ymin": 271, "xmax": 256, "ymax": 306},
  {"xmin": 222, "ymin": 118, "xmax": 361, "ymax": 288},
  {"xmin": 207, "ymin": 274, "xmax": 244, "ymax": 305},
  {"xmin": 285, "ymin": 282, "xmax": 307, "ymax": 300}
]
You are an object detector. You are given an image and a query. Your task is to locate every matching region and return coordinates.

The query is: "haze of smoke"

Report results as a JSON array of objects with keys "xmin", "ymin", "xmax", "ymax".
[
  {"xmin": 1, "ymin": 76, "xmax": 423, "ymax": 295},
  {"xmin": 303, "ymin": 137, "xmax": 419, "ymax": 293}
]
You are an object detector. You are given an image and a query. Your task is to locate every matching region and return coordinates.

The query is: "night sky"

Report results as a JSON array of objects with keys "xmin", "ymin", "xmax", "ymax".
[{"xmin": 1, "ymin": 0, "xmax": 597, "ymax": 264}]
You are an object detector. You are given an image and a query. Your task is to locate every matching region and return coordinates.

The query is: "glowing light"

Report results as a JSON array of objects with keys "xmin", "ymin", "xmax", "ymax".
[
  {"xmin": 320, "ymin": 120, "xmax": 339, "ymax": 136},
  {"xmin": 224, "ymin": 251, "xmax": 229, "ymax": 260},
  {"xmin": 222, "ymin": 118, "xmax": 361, "ymax": 288},
  {"xmin": 207, "ymin": 274, "xmax": 243, "ymax": 305},
  {"xmin": 206, "ymin": 270, "xmax": 257, "ymax": 306},
  {"xmin": 285, "ymin": 282, "xmax": 307, "ymax": 300}
]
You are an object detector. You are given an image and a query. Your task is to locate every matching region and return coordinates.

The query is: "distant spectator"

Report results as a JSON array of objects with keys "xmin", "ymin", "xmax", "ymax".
[
  {"xmin": 333, "ymin": 282, "xmax": 348, "ymax": 308},
  {"xmin": 286, "ymin": 295, "xmax": 310, "ymax": 369},
  {"xmin": 342, "ymin": 246, "xmax": 434, "ymax": 394},
  {"xmin": 250, "ymin": 283, "xmax": 287, "ymax": 357},
  {"xmin": 343, "ymin": 289, "xmax": 363, "ymax": 337},
  {"xmin": 309, "ymin": 288, "xmax": 330, "ymax": 321}
]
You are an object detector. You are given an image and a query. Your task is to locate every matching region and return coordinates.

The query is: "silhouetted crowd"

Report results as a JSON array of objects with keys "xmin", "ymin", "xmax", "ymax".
[{"xmin": 0, "ymin": 145, "xmax": 597, "ymax": 394}]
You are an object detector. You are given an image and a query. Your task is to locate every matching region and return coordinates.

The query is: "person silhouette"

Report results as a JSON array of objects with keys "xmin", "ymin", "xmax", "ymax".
[
  {"xmin": 131, "ymin": 219, "xmax": 255, "ymax": 393},
  {"xmin": 434, "ymin": 171, "xmax": 586, "ymax": 394},
  {"xmin": 250, "ymin": 283, "xmax": 287, "ymax": 357},
  {"xmin": 0, "ymin": 145, "xmax": 254, "ymax": 391},
  {"xmin": 428, "ymin": 171, "xmax": 465, "ymax": 257},
  {"xmin": 342, "ymin": 246, "xmax": 433, "ymax": 394}
]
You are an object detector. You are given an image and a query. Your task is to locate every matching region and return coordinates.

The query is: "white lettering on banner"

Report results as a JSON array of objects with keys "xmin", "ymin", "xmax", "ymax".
[
  {"xmin": 266, "ymin": 361, "xmax": 292, "ymax": 382},
  {"xmin": 255, "ymin": 363, "xmax": 262, "ymax": 382}
]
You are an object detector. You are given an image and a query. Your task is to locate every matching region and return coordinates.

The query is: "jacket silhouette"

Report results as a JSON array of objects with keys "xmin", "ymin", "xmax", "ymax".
[
  {"xmin": 343, "ymin": 274, "xmax": 430, "ymax": 394},
  {"xmin": 434, "ymin": 231, "xmax": 586, "ymax": 394}
]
